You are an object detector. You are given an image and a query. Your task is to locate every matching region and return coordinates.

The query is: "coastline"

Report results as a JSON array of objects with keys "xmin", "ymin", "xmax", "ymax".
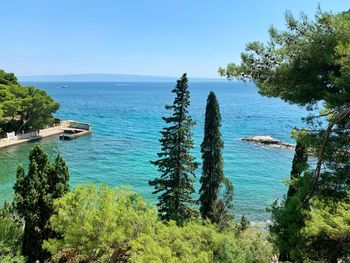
[{"xmin": 0, "ymin": 120, "xmax": 84, "ymax": 149}]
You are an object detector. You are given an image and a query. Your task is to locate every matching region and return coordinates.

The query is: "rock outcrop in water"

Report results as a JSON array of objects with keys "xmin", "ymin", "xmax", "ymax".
[{"xmin": 241, "ymin": 136, "xmax": 295, "ymax": 148}]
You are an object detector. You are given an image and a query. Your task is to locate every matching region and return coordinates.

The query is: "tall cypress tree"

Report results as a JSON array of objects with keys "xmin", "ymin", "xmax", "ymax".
[
  {"xmin": 287, "ymin": 141, "xmax": 308, "ymax": 198},
  {"xmin": 13, "ymin": 145, "xmax": 70, "ymax": 262},
  {"xmin": 199, "ymin": 91, "xmax": 232, "ymax": 224},
  {"xmin": 149, "ymin": 73, "xmax": 197, "ymax": 224}
]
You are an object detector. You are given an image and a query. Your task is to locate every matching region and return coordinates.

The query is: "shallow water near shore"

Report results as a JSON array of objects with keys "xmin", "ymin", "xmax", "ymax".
[{"xmin": 0, "ymin": 81, "xmax": 307, "ymax": 222}]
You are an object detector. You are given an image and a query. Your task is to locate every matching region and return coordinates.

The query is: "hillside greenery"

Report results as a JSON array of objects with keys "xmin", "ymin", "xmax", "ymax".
[{"xmin": 44, "ymin": 184, "xmax": 272, "ymax": 263}]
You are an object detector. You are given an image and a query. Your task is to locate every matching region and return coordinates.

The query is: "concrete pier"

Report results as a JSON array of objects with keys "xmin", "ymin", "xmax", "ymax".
[
  {"xmin": 0, "ymin": 120, "xmax": 91, "ymax": 149},
  {"xmin": 59, "ymin": 122, "xmax": 91, "ymax": 140}
]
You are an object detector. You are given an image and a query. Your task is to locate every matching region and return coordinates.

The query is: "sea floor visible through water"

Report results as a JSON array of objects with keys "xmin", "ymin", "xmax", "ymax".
[{"xmin": 0, "ymin": 81, "xmax": 307, "ymax": 222}]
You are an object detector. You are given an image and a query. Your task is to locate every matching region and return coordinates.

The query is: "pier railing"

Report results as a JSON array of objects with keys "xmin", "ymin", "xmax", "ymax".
[{"xmin": 68, "ymin": 122, "xmax": 91, "ymax": 131}]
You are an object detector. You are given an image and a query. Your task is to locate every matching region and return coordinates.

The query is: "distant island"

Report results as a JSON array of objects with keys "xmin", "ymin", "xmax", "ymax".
[{"xmin": 18, "ymin": 73, "xmax": 227, "ymax": 82}]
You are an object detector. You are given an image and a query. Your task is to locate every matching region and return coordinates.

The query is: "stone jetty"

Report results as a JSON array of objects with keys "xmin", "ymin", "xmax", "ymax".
[{"xmin": 0, "ymin": 120, "xmax": 91, "ymax": 149}]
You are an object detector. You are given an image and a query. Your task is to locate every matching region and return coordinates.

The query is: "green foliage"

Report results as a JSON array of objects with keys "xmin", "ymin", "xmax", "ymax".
[
  {"xmin": 0, "ymin": 204, "xmax": 26, "ymax": 263},
  {"xmin": 220, "ymin": 9, "xmax": 350, "ymax": 199},
  {"xmin": 0, "ymin": 70, "xmax": 18, "ymax": 85},
  {"xmin": 141, "ymin": 221, "xmax": 274, "ymax": 263},
  {"xmin": 199, "ymin": 91, "xmax": 233, "ymax": 228},
  {"xmin": 0, "ymin": 218, "xmax": 26, "ymax": 263},
  {"xmin": 235, "ymin": 227, "xmax": 274, "ymax": 263},
  {"xmin": 19, "ymin": 86, "xmax": 60, "ymax": 132},
  {"xmin": 269, "ymin": 140, "xmax": 309, "ymax": 261},
  {"xmin": 129, "ymin": 221, "xmax": 272, "ymax": 263},
  {"xmin": 0, "ymin": 69, "xmax": 59, "ymax": 134},
  {"xmin": 149, "ymin": 73, "xmax": 198, "ymax": 224},
  {"xmin": 13, "ymin": 145, "xmax": 70, "ymax": 262},
  {"xmin": 269, "ymin": 172, "xmax": 316, "ymax": 262},
  {"xmin": 220, "ymin": 9, "xmax": 350, "ymax": 108},
  {"xmin": 238, "ymin": 215, "xmax": 251, "ymax": 233},
  {"xmin": 44, "ymin": 184, "xmax": 158, "ymax": 262},
  {"xmin": 214, "ymin": 178, "xmax": 234, "ymax": 231},
  {"xmin": 221, "ymin": 8, "xmax": 350, "ymax": 261},
  {"xmin": 287, "ymin": 140, "xmax": 308, "ymax": 198},
  {"xmin": 129, "ymin": 221, "xmax": 220, "ymax": 263},
  {"xmin": 303, "ymin": 195, "xmax": 350, "ymax": 261},
  {"xmin": 0, "ymin": 253, "xmax": 25, "ymax": 263},
  {"xmin": 45, "ymin": 184, "xmax": 273, "ymax": 263}
]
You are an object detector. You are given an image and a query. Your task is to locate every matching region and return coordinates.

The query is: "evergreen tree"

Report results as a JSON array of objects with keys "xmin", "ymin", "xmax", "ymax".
[
  {"xmin": 0, "ymin": 69, "xmax": 59, "ymax": 135},
  {"xmin": 287, "ymin": 141, "xmax": 308, "ymax": 198},
  {"xmin": 13, "ymin": 145, "xmax": 69, "ymax": 262},
  {"xmin": 238, "ymin": 215, "xmax": 250, "ymax": 232},
  {"xmin": 215, "ymin": 178, "xmax": 234, "ymax": 231},
  {"xmin": 199, "ymin": 91, "xmax": 233, "ymax": 226},
  {"xmin": 221, "ymin": 9, "xmax": 350, "ymax": 261},
  {"xmin": 50, "ymin": 154, "xmax": 70, "ymax": 199},
  {"xmin": 149, "ymin": 73, "xmax": 197, "ymax": 224},
  {"xmin": 271, "ymin": 139, "xmax": 309, "ymax": 262}
]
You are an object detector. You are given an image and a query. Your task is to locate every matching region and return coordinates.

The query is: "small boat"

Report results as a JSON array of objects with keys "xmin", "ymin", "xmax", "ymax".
[{"xmin": 61, "ymin": 85, "xmax": 68, "ymax": 88}]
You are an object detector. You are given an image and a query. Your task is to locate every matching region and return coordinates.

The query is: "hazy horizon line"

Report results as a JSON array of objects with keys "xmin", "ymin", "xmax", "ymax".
[{"xmin": 18, "ymin": 73, "xmax": 231, "ymax": 82}]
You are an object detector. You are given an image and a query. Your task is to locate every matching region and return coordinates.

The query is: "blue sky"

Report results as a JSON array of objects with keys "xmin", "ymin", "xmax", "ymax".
[{"xmin": 1, "ymin": 0, "xmax": 348, "ymax": 77}]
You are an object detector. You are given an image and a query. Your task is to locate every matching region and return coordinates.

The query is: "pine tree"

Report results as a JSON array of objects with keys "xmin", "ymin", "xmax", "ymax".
[
  {"xmin": 13, "ymin": 145, "xmax": 70, "ymax": 262},
  {"xmin": 149, "ymin": 73, "xmax": 197, "ymax": 224},
  {"xmin": 221, "ymin": 10, "xmax": 350, "ymax": 261},
  {"xmin": 51, "ymin": 154, "xmax": 70, "ymax": 199},
  {"xmin": 272, "ymin": 140, "xmax": 309, "ymax": 262},
  {"xmin": 199, "ymin": 91, "xmax": 233, "ymax": 225}
]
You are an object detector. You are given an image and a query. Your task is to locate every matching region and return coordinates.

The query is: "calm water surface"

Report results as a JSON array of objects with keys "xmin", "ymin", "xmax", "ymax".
[{"xmin": 0, "ymin": 81, "xmax": 307, "ymax": 222}]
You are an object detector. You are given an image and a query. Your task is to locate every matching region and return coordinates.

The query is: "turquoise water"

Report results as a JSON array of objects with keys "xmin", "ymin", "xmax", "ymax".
[{"xmin": 0, "ymin": 81, "xmax": 306, "ymax": 222}]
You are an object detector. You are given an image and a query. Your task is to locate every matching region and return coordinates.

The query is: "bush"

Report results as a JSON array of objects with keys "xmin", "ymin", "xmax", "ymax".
[
  {"xmin": 44, "ymin": 184, "xmax": 158, "ymax": 262},
  {"xmin": 0, "ymin": 204, "xmax": 25, "ymax": 263},
  {"xmin": 45, "ymin": 184, "xmax": 273, "ymax": 262}
]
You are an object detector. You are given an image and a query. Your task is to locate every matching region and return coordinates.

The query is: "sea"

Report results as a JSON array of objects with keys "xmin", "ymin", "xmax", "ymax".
[{"xmin": 0, "ymin": 81, "xmax": 307, "ymax": 222}]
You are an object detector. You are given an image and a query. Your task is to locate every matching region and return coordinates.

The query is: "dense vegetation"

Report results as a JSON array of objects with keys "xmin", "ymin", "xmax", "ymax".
[
  {"xmin": 220, "ymin": 8, "xmax": 350, "ymax": 262},
  {"xmin": 0, "ymin": 69, "xmax": 59, "ymax": 136},
  {"xmin": 13, "ymin": 145, "xmax": 70, "ymax": 262},
  {"xmin": 0, "ymin": 204, "xmax": 25, "ymax": 263},
  {"xmin": 43, "ymin": 184, "xmax": 272, "ymax": 262}
]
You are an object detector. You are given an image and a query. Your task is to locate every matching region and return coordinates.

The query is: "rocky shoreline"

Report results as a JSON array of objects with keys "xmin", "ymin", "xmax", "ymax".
[{"xmin": 241, "ymin": 135, "xmax": 295, "ymax": 149}]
